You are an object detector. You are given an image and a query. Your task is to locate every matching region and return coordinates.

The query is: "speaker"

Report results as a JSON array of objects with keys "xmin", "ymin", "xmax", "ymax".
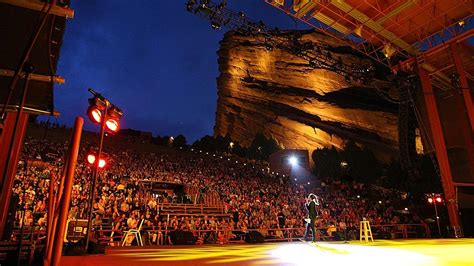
[
  {"xmin": 64, "ymin": 238, "xmax": 86, "ymax": 256},
  {"xmin": 170, "ymin": 230, "xmax": 196, "ymax": 245},
  {"xmin": 245, "ymin": 231, "xmax": 264, "ymax": 243},
  {"xmin": 63, "ymin": 237, "xmax": 105, "ymax": 255}
]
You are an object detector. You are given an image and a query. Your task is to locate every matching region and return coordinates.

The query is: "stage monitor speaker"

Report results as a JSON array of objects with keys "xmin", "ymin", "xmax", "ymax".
[
  {"xmin": 170, "ymin": 230, "xmax": 196, "ymax": 245},
  {"xmin": 245, "ymin": 231, "xmax": 264, "ymax": 243}
]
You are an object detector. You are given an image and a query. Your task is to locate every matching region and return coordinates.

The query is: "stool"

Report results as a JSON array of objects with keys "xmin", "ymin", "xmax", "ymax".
[{"xmin": 359, "ymin": 220, "xmax": 373, "ymax": 242}]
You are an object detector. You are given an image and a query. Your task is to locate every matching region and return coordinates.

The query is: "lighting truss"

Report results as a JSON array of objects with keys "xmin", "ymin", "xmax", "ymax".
[{"xmin": 186, "ymin": 0, "xmax": 374, "ymax": 84}]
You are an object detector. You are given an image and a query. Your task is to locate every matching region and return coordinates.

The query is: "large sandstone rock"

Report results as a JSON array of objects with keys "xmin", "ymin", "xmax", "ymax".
[{"xmin": 214, "ymin": 30, "xmax": 401, "ymax": 160}]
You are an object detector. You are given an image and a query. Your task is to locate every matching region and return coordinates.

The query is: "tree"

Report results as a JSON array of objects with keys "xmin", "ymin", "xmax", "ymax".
[
  {"xmin": 248, "ymin": 133, "xmax": 281, "ymax": 160},
  {"xmin": 312, "ymin": 146, "xmax": 343, "ymax": 179},
  {"xmin": 173, "ymin": 134, "xmax": 187, "ymax": 147}
]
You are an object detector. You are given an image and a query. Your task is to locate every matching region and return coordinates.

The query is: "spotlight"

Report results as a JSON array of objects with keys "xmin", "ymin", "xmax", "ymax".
[
  {"xmin": 211, "ymin": 21, "xmax": 221, "ymax": 30},
  {"xmin": 288, "ymin": 156, "xmax": 298, "ymax": 166},
  {"xmin": 186, "ymin": 0, "xmax": 196, "ymax": 12},
  {"xmin": 87, "ymin": 106, "xmax": 103, "ymax": 124},
  {"xmin": 86, "ymin": 153, "xmax": 106, "ymax": 169},
  {"xmin": 264, "ymin": 43, "xmax": 273, "ymax": 51},
  {"xmin": 98, "ymin": 159, "xmax": 106, "ymax": 168},
  {"xmin": 87, "ymin": 154, "xmax": 96, "ymax": 164},
  {"xmin": 436, "ymin": 197, "xmax": 442, "ymax": 203},
  {"xmin": 428, "ymin": 198, "xmax": 433, "ymax": 204},
  {"xmin": 105, "ymin": 118, "xmax": 119, "ymax": 133},
  {"xmin": 382, "ymin": 42, "xmax": 396, "ymax": 58}
]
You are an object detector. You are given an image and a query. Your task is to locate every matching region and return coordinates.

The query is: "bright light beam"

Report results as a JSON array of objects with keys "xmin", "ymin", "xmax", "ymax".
[{"xmin": 289, "ymin": 156, "xmax": 298, "ymax": 166}]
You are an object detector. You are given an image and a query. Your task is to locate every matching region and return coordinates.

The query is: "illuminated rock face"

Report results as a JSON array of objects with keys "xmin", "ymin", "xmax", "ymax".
[{"xmin": 214, "ymin": 30, "xmax": 400, "ymax": 160}]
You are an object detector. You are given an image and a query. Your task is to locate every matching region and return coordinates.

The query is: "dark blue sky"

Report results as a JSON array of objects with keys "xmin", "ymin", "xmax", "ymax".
[{"xmin": 54, "ymin": 0, "xmax": 303, "ymax": 142}]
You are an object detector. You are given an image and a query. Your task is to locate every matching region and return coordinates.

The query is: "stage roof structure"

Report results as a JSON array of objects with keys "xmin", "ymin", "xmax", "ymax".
[
  {"xmin": 265, "ymin": 0, "xmax": 473, "ymax": 90},
  {"xmin": 0, "ymin": 0, "xmax": 74, "ymax": 116}
]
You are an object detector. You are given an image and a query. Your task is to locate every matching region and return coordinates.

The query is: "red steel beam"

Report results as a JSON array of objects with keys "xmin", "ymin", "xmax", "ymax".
[
  {"xmin": 418, "ymin": 67, "xmax": 461, "ymax": 229},
  {"xmin": 0, "ymin": 112, "xmax": 28, "ymax": 239},
  {"xmin": 51, "ymin": 116, "xmax": 83, "ymax": 266},
  {"xmin": 451, "ymin": 42, "xmax": 474, "ymax": 132},
  {"xmin": 399, "ymin": 28, "xmax": 474, "ymax": 69}
]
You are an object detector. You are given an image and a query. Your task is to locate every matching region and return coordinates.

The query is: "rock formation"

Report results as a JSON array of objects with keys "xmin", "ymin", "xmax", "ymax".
[{"xmin": 214, "ymin": 30, "xmax": 403, "ymax": 161}]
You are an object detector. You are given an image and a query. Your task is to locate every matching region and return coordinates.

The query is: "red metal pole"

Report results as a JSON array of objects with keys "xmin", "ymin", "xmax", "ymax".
[
  {"xmin": 450, "ymin": 42, "xmax": 474, "ymax": 132},
  {"xmin": 51, "ymin": 117, "xmax": 83, "ymax": 266},
  {"xmin": 0, "ymin": 112, "xmax": 29, "ymax": 239},
  {"xmin": 418, "ymin": 67, "xmax": 461, "ymax": 229},
  {"xmin": 44, "ymin": 172, "xmax": 56, "ymax": 266}
]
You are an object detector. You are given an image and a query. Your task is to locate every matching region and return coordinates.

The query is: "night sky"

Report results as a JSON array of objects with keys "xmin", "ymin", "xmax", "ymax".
[{"xmin": 54, "ymin": 0, "xmax": 305, "ymax": 142}]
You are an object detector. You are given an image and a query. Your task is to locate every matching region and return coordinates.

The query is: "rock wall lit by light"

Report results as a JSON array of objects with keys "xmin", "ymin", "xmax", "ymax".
[{"xmin": 214, "ymin": 30, "xmax": 403, "ymax": 159}]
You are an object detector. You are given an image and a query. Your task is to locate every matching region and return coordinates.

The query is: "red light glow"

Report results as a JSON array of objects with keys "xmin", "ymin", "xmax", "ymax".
[
  {"xmin": 87, "ymin": 154, "xmax": 96, "ymax": 164},
  {"xmin": 98, "ymin": 159, "xmax": 106, "ymax": 168},
  {"xmin": 106, "ymin": 118, "xmax": 119, "ymax": 132},
  {"xmin": 87, "ymin": 106, "xmax": 102, "ymax": 124}
]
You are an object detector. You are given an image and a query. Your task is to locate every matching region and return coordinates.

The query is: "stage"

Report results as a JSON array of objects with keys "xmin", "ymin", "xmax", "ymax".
[{"xmin": 61, "ymin": 239, "xmax": 474, "ymax": 266}]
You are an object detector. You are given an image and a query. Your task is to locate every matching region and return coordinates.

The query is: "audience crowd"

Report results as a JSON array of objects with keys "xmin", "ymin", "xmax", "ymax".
[{"xmin": 10, "ymin": 127, "xmax": 424, "ymax": 244}]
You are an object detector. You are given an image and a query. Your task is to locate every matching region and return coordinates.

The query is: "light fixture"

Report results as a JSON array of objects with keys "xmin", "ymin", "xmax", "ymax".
[
  {"xmin": 211, "ymin": 21, "xmax": 221, "ymax": 30},
  {"xmin": 87, "ymin": 154, "xmax": 96, "ymax": 164},
  {"xmin": 289, "ymin": 156, "xmax": 298, "ymax": 166},
  {"xmin": 105, "ymin": 118, "xmax": 119, "ymax": 132},
  {"xmin": 87, "ymin": 106, "xmax": 103, "ymax": 124},
  {"xmin": 86, "ymin": 153, "xmax": 106, "ymax": 169},
  {"xmin": 382, "ymin": 42, "xmax": 396, "ymax": 58}
]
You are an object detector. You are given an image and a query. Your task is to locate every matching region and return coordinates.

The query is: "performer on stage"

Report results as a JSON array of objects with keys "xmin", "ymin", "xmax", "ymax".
[{"xmin": 304, "ymin": 193, "xmax": 319, "ymax": 242}]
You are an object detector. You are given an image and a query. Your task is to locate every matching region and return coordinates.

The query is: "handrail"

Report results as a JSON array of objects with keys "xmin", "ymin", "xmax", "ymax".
[{"xmin": 92, "ymin": 223, "xmax": 430, "ymax": 245}]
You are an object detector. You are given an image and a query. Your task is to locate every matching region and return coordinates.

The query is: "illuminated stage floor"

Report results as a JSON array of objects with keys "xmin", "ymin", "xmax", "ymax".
[{"xmin": 61, "ymin": 239, "xmax": 474, "ymax": 266}]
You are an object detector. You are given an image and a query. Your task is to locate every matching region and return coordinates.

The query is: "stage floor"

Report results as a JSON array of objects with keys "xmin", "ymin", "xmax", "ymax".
[{"xmin": 61, "ymin": 239, "xmax": 474, "ymax": 266}]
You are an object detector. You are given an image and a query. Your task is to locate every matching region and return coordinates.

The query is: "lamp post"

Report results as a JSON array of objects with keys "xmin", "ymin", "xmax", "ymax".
[
  {"xmin": 84, "ymin": 88, "xmax": 122, "ymax": 251},
  {"xmin": 427, "ymin": 193, "xmax": 443, "ymax": 237}
]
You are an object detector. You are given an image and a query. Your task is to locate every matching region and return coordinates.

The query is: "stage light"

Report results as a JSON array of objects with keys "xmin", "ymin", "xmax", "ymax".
[
  {"xmin": 289, "ymin": 156, "xmax": 298, "ymax": 166},
  {"xmin": 428, "ymin": 198, "xmax": 433, "ymax": 204},
  {"xmin": 211, "ymin": 21, "xmax": 221, "ymax": 30},
  {"xmin": 98, "ymin": 159, "xmax": 106, "ymax": 168},
  {"xmin": 404, "ymin": 208, "xmax": 408, "ymax": 211},
  {"xmin": 357, "ymin": 195, "xmax": 360, "ymax": 199},
  {"xmin": 378, "ymin": 201, "xmax": 382, "ymax": 204},
  {"xmin": 87, "ymin": 154, "xmax": 96, "ymax": 164},
  {"xmin": 436, "ymin": 197, "xmax": 442, "ymax": 203},
  {"xmin": 354, "ymin": 24, "xmax": 363, "ymax": 36},
  {"xmin": 86, "ymin": 153, "xmax": 106, "ymax": 168},
  {"xmin": 307, "ymin": 182, "xmax": 310, "ymax": 185},
  {"xmin": 265, "ymin": 43, "xmax": 274, "ymax": 51},
  {"xmin": 105, "ymin": 118, "xmax": 119, "ymax": 133},
  {"xmin": 382, "ymin": 43, "xmax": 396, "ymax": 58},
  {"xmin": 87, "ymin": 106, "xmax": 103, "ymax": 124}
]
